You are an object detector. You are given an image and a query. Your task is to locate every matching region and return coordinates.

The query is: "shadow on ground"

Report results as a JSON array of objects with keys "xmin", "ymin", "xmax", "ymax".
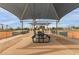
[
  {"xmin": 18, "ymin": 34, "xmax": 79, "ymax": 49},
  {"xmin": 15, "ymin": 34, "xmax": 79, "ymax": 55}
]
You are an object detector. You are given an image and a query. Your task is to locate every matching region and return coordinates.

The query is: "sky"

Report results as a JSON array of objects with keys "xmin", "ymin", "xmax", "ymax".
[
  {"xmin": 0, "ymin": 7, "xmax": 79, "ymax": 29},
  {"xmin": 0, "ymin": 7, "xmax": 21, "ymax": 29},
  {"xmin": 58, "ymin": 8, "xmax": 79, "ymax": 27}
]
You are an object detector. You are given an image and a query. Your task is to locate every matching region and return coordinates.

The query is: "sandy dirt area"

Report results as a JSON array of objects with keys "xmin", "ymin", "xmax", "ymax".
[{"xmin": 0, "ymin": 31, "xmax": 79, "ymax": 55}]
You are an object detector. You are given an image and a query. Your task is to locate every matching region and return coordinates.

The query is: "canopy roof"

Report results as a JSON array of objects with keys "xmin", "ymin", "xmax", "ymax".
[
  {"xmin": 0, "ymin": 3, "xmax": 79, "ymax": 20},
  {"xmin": 30, "ymin": 23, "xmax": 50, "ymax": 25}
]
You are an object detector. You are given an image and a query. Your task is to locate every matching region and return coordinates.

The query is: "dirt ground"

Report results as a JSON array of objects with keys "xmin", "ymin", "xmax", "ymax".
[{"xmin": 0, "ymin": 31, "xmax": 79, "ymax": 55}]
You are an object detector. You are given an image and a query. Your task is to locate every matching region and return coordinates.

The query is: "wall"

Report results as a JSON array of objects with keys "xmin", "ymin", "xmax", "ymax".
[
  {"xmin": 0, "ymin": 32, "xmax": 12, "ymax": 39},
  {"xmin": 68, "ymin": 31, "xmax": 79, "ymax": 39}
]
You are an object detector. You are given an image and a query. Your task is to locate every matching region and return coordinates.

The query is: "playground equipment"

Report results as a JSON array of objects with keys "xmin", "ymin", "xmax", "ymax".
[
  {"xmin": 32, "ymin": 26, "xmax": 50, "ymax": 43},
  {"xmin": 32, "ymin": 31, "xmax": 50, "ymax": 43}
]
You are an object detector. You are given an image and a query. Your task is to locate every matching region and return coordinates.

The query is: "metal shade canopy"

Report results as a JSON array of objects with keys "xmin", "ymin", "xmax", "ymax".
[
  {"xmin": 30, "ymin": 23, "xmax": 50, "ymax": 25},
  {"xmin": 0, "ymin": 3, "xmax": 79, "ymax": 20}
]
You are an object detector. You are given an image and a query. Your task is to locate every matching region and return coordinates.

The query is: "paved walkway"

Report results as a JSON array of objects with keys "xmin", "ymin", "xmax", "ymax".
[{"xmin": 0, "ymin": 32, "xmax": 79, "ymax": 55}]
